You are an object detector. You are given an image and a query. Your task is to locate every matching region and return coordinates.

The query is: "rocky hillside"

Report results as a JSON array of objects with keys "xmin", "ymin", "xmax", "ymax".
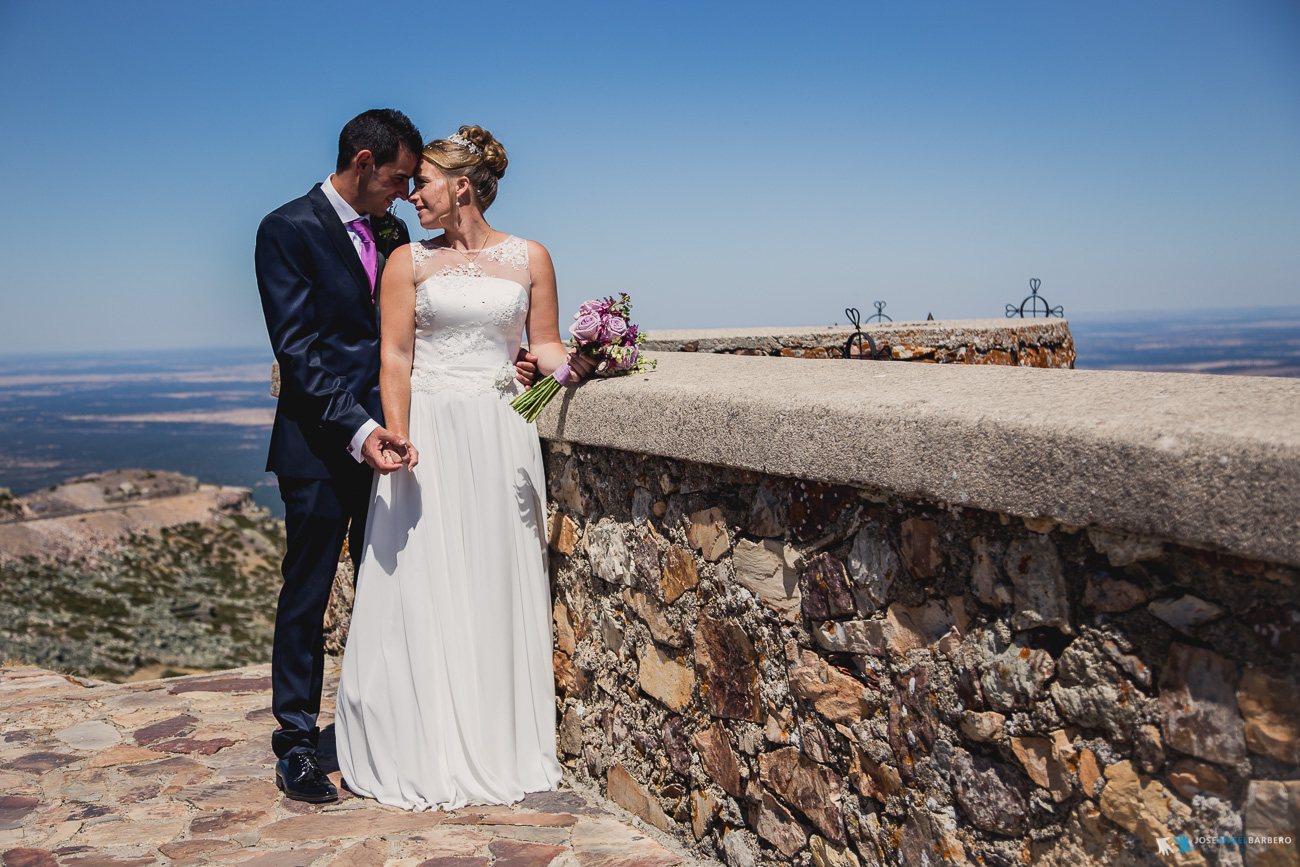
[{"xmin": 0, "ymin": 470, "xmax": 285, "ymax": 681}]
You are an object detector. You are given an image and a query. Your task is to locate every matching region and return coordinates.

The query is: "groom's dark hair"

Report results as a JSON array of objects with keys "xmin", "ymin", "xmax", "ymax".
[{"xmin": 337, "ymin": 109, "xmax": 423, "ymax": 173}]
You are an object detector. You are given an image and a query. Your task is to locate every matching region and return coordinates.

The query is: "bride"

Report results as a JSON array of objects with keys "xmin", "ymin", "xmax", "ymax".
[{"xmin": 335, "ymin": 125, "xmax": 593, "ymax": 810}]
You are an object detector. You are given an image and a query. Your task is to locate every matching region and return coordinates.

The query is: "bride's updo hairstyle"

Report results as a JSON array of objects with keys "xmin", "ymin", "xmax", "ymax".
[{"xmin": 422, "ymin": 125, "xmax": 508, "ymax": 212}]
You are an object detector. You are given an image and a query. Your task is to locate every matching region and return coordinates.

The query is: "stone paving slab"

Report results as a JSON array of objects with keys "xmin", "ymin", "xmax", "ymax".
[{"xmin": 0, "ymin": 664, "xmax": 706, "ymax": 867}]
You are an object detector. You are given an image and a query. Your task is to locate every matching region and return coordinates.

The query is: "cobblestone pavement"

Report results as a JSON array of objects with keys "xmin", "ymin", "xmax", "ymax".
[{"xmin": 0, "ymin": 663, "xmax": 698, "ymax": 866}]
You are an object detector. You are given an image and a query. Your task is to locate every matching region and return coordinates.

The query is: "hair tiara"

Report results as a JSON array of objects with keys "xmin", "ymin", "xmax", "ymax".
[{"xmin": 446, "ymin": 133, "xmax": 482, "ymax": 156}]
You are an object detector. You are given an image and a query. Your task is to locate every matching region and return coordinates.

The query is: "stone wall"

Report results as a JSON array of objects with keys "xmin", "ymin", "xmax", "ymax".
[
  {"xmin": 532, "ymin": 352, "xmax": 1300, "ymax": 866},
  {"xmin": 542, "ymin": 443, "xmax": 1298, "ymax": 867},
  {"xmin": 640, "ymin": 319, "xmax": 1076, "ymax": 368},
  {"xmin": 301, "ymin": 340, "xmax": 1298, "ymax": 864}
]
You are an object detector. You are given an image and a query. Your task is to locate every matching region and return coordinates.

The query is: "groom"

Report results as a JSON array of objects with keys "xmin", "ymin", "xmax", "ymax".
[
  {"xmin": 256, "ymin": 109, "xmax": 537, "ymax": 802},
  {"xmin": 255, "ymin": 108, "xmax": 422, "ymax": 802}
]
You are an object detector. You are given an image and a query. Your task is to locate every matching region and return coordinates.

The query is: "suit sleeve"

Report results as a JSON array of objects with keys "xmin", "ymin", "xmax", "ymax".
[{"xmin": 255, "ymin": 213, "xmax": 372, "ymax": 446}]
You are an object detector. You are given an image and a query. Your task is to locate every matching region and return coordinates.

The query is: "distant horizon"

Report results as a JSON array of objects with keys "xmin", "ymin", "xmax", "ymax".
[
  {"xmin": 1, "ymin": 303, "xmax": 1297, "ymax": 361},
  {"xmin": 1, "ymin": 306, "xmax": 1294, "ymax": 508}
]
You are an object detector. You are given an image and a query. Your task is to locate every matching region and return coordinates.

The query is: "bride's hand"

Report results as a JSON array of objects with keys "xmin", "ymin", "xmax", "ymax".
[{"xmin": 567, "ymin": 351, "xmax": 597, "ymax": 384}]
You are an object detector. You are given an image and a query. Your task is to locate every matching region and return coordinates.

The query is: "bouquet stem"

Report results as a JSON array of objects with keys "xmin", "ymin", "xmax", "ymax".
[{"xmin": 511, "ymin": 361, "xmax": 570, "ymax": 423}]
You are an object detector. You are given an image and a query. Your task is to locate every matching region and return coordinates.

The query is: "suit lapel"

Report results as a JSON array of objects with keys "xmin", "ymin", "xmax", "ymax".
[{"xmin": 308, "ymin": 185, "xmax": 373, "ymax": 300}]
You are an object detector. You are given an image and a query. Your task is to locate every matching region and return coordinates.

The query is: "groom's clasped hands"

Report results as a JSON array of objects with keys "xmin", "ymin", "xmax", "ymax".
[{"xmin": 362, "ymin": 426, "xmax": 418, "ymax": 473}]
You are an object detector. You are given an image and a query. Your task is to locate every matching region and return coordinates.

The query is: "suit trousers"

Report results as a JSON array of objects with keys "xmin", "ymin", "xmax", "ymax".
[{"xmin": 272, "ymin": 467, "xmax": 372, "ymax": 758}]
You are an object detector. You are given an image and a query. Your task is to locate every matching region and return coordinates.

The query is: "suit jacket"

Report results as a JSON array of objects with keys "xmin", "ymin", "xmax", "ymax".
[{"xmin": 255, "ymin": 184, "xmax": 411, "ymax": 479}]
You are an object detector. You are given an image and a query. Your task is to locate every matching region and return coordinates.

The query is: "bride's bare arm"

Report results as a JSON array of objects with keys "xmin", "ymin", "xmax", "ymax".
[
  {"xmin": 524, "ymin": 241, "xmax": 595, "ymax": 381},
  {"xmin": 379, "ymin": 245, "xmax": 419, "ymax": 468}
]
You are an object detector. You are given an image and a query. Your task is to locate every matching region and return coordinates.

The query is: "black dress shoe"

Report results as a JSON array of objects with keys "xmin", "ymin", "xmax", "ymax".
[{"xmin": 275, "ymin": 752, "xmax": 338, "ymax": 803}]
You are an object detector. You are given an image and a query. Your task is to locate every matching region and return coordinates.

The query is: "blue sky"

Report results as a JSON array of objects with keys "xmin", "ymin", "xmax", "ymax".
[{"xmin": 1, "ymin": 0, "xmax": 1297, "ymax": 353}]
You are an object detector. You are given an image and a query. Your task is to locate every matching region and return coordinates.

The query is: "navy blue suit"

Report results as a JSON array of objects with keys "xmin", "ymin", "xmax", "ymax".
[{"xmin": 255, "ymin": 184, "xmax": 409, "ymax": 759}]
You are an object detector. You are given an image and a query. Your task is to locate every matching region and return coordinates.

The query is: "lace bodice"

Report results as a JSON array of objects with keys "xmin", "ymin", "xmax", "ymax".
[{"xmin": 408, "ymin": 235, "xmax": 531, "ymax": 398}]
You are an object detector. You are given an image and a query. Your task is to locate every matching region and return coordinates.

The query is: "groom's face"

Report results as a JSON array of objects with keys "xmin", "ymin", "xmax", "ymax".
[{"xmin": 357, "ymin": 146, "xmax": 418, "ymax": 216}]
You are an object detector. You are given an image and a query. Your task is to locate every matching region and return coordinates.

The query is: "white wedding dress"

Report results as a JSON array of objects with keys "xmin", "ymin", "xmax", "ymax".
[{"xmin": 335, "ymin": 235, "xmax": 562, "ymax": 811}]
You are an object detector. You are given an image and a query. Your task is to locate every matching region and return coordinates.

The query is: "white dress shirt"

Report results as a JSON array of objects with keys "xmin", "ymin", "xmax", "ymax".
[{"xmin": 321, "ymin": 176, "xmax": 380, "ymax": 463}]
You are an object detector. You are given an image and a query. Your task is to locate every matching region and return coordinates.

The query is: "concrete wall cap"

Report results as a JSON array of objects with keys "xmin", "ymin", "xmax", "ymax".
[{"xmin": 537, "ymin": 352, "xmax": 1300, "ymax": 566}]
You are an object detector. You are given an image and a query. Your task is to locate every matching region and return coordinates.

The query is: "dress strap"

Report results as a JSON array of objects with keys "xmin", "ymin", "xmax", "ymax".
[
  {"xmin": 411, "ymin": 240, "xmax": 433, "ymax": 272},
  {"xmin": 485, "ymin": 236, "xmax": 528, "ymax": 271}
]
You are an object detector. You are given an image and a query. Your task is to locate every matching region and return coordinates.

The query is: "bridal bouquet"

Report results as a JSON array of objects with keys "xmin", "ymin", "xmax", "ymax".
[{"xmin": 511, "ymin": 293, "xmax": 656, "ymax": 422}]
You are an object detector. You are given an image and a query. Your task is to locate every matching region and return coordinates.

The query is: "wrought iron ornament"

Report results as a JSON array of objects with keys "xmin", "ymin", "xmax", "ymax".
[
  {"xmin": 865, "ymin": 301, "xmax": 892, "ymax": 323},
  {"xmin": 1006, "ymin": 278, "xmax": 1064, "ymax": 318},
  {"xmin": 842, "ymin": 307, "xmax": 881, "ymax": 359}
]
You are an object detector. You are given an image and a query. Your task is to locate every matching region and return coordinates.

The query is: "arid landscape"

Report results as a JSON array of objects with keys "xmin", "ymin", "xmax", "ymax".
[{"xmin": 0, "ymin": 470, "xmax": 285, "ymax": 682}]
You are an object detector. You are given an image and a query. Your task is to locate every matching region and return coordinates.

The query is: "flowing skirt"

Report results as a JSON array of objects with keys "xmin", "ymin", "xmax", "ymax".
[{"xmin": 335, "ymin": 388, "xmax": 561, "ymax": 811}]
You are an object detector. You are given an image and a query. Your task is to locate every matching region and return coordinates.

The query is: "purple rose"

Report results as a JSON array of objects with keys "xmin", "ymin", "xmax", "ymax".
[
  {"xmin": 570, "ymin": 311, "xmax": 603, "ymax": 343},
  {"xmin": 602, "ymin": 315, "xmax": 629, "ymax": 343},
  {"xmin": 578, "ymin": 299, "xmax": 606, "ymax": 315}
]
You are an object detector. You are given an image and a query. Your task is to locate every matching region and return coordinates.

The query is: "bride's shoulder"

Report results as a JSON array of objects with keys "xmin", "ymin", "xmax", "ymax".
[
  {"xmin": 520, "ymin": 239, "xmax": 554, "ymax": 279},
  {"xmin": 518, "ymin": 237, "xmax": 551, "ymax": 262},
  {"xmin": 381, "ymin": 243, "xmax": 417, "ymax": 277}
]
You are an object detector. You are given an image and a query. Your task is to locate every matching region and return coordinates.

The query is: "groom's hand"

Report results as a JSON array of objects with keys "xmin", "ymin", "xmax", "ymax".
[
  {"xmin": 383, "ymin": 441, "xmax": 419, "ymax": 471},
  {"xmin": 515, "ymin": 348, "xmax": 538, "ymax": 389},
  {"xmin": 362, "ymin": 427, "xmax": 410, "ymax": 474}
]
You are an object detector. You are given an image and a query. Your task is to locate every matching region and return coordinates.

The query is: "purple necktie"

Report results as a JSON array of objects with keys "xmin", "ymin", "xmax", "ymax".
[{"xmin": 349, "ymin": 218, "xmax": 378, "ymax": 300}]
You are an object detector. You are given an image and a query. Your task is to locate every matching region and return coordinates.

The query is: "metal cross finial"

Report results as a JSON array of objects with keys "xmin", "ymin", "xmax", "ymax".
[{"xmin": 1006, "ymin": 278, "xmax": 1064, "ymax": 318}]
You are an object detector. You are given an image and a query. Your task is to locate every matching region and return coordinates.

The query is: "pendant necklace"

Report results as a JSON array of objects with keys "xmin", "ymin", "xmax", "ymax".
[{"xmin": 449, "ymin": 224, "xmax": 494, "ymax": 272}]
